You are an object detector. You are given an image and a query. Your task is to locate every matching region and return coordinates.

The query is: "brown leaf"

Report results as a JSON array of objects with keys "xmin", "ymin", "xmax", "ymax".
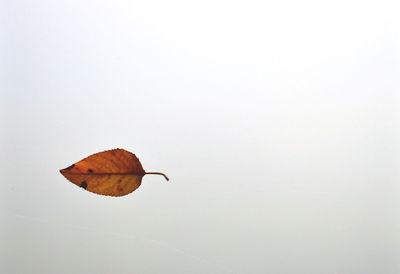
[{"xmin": 59, "ymin": 148, "xmax": 169, "ymax": 196}]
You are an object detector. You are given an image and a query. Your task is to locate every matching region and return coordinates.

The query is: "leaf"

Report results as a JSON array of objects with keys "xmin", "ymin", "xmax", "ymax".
[{"xmin": 59, "ymin": 148, "xmax": 169, "ymax": 197}]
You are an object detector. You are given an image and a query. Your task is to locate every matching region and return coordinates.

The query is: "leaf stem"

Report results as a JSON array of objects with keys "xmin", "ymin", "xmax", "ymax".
[{"xmin": 145, "ymin": 172, "xmax": 169, "ymax": 181}]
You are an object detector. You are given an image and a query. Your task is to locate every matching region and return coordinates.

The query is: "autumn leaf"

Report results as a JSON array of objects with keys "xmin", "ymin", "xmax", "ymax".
[{"xmin": 59, "ymin": 148, "xmax": 169, "ymax": 196}]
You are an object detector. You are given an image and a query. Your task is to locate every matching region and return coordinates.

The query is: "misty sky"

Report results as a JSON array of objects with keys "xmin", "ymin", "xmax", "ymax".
[{"xmin": 1, "ymin": 0, "xmax": 400, "ymax": 273}]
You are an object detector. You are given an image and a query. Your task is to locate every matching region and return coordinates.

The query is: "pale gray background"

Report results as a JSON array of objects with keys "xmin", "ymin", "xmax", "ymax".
[{"xmin": 1, "ymin": 0, "xmax": 399, "ymax": 273}]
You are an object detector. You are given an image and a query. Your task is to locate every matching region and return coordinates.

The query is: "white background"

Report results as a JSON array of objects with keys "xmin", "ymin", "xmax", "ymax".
[{"xmin": 1, "ymin": 0, "xmax": 399, "ymax": 273}]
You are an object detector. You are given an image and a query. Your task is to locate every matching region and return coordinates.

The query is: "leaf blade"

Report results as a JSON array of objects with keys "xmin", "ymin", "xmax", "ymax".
[{"xmin": 59, "ymin": 148, "xmax": 165, "ymax": 196}]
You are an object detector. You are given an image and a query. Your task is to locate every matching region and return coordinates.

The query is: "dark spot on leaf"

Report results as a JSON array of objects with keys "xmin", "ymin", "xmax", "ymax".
[
  {"xmin": 88, "ymin": 169, "xmax": 93, "ymax": 173},
  {"xmin": 65, "ymin": 164, "xmax": 75, "ymax": 170},
  {"xmin": 80, "ymin": 181, "xmax": 87, "ymax": 189}
]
